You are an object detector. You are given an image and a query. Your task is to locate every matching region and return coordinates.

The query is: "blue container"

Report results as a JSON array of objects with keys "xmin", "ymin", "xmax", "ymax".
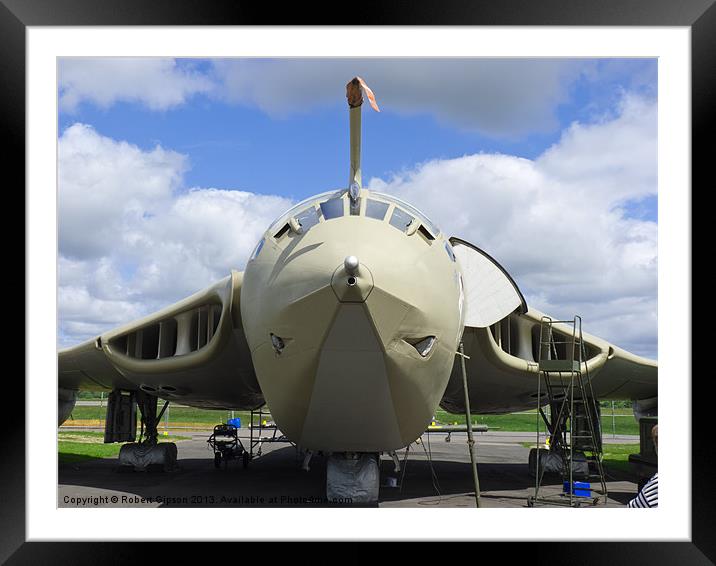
[
  {"xmin": 563, "ymin": 481, "xmax": 591, "ymax": 497},
  {"xmin": 227, "ymin": 417, "xmax": 241, "ymax": 429}
]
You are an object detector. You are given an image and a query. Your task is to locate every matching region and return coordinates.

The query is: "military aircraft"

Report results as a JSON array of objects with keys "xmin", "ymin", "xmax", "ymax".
[{"xmin": 58, "ymin": 78, "xmax": 657, "ymax": 502}]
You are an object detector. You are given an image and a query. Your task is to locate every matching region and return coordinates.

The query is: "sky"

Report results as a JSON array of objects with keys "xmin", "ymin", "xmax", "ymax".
[{"xmin": 57, "ymin": 57, "xmax": 658, "ymax": 359}]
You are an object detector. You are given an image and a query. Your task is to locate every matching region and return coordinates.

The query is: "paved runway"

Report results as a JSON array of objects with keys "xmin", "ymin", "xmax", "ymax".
[{"xmin": 58, "ymin": 429, "xmax": 642, "ymax": 508}]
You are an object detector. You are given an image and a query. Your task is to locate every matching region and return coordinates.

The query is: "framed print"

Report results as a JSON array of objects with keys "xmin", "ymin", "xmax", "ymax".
[{"xmin": 6, "ymin": 0, "xmax": 711, "ymax": 561}]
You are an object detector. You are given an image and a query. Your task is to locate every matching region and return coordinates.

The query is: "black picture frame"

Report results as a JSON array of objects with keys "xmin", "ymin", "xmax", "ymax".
[{"xmin": 7, "ymin": 0, "xmax": 708, "ymax": 561}]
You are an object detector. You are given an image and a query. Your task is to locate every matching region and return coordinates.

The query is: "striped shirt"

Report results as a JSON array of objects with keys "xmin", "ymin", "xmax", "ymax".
[{"xmin": 628, "ymin": 473, "xmax": 658, "ymax": 508}]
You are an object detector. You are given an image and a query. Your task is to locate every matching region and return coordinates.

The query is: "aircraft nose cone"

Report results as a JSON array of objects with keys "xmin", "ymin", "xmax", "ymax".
[
  {"xmin": 332, "ymin": 258, "xmax": 373, "ymax": 302},
  {"xmin": 344, "ymin": 255, "xmax": 360, "ymax": 274}
]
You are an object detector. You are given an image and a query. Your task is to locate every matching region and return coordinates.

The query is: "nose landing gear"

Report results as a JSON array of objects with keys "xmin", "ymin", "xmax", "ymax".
[{"xmin": 326, "ymin": 452, "xmax": 380, "ymax": 505}]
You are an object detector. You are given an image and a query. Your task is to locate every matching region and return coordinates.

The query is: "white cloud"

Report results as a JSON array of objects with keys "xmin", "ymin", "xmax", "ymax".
[
  {"xmin": 56, "ymin": 58, "xmax": 656, "ymax": 143},
  {"xmin": 368, "ymin": 93, "xmax": 657, "ymax": 358},
  {"xmin": 58, "ymin": 124, "xmax": 292, "ymax": 347},
  {"xmin": 59, "ymin": 58, "xmax": 214, "ymax": 112},
  {"xmin": 121, "ymin": 188, "xmax": 292, "ymax": 301},
  {"xmin": 211, "ymin": 58, "xmax": 581, "ymax": 137},
  {"xmin": 59, "ymin": 123, "xmax": 187, "ymax": 258},
  {"xmin": 537, "ymin": 94, "xmax": 657, "ymax": 203}
]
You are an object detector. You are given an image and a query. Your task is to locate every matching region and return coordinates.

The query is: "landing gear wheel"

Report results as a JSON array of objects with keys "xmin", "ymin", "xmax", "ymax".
[
  {"xmin": 527, "ymin": 497, "xmax": 535, "ymax": 507},
  {"xmin": 242, "ymin": 451, "xmax": 250, "ymax": 469},
  {"xmin": 214, "ymin": 452, "xmax": 222, "ymax": 469}
]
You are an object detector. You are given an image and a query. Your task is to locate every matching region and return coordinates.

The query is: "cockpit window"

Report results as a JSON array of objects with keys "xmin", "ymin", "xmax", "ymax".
[
  {"xmin": 250, "ymin": 238, "xmax": 264, "ymax": 260},
  {"xmin": 268, "ymin": 190, "xmax": 339, "ymax": 235},
  {"xmin": 389, "ymin": 207, "xmax": 415, "ymax": 231},
  {"xmin": 371, "ymin": 191, "xmax": 440, "ymax": 237},
  {"xmin": 365, "ymin": 199, "xmax": 390, "ymax": 221},
  {"xmin": 444, "ymin": 241, "xmax": 456, "ymax": 262},
  {"xmin": 320, "ymin": 197, "xmax": 344, "ymax": 220},
  {"xmin": 295, "ymin": 206, "xmax": 319, "ymax": 232},
  {"xmin": 267, "ymin": 190, "xmax": 440, "ymax": 242}
]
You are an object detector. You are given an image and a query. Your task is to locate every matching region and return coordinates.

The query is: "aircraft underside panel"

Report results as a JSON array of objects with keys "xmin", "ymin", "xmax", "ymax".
[{"xmin": 299, "ymin": 304, "xmax": 404, "ymax": 451}]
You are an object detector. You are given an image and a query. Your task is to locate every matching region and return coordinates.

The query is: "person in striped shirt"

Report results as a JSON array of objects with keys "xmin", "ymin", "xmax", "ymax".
[{"xmin": 628, "ymin": 424, "xmax": 658, "ymax": 508}]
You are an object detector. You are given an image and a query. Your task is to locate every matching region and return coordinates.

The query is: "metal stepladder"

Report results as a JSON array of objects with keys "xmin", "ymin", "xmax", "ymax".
[{"xmin": 527, "ymin": 315, "xmax": 608, "ymax": 507}]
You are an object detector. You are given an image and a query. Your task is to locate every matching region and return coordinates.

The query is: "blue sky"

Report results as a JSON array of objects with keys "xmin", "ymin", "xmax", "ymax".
[
  {"xmin": 57, "ymin": 58, "xmax": 658, "ymax": 358},
  {"xmin": 58, "ymin": 58, "xmax": 656, "ymax": 218}
]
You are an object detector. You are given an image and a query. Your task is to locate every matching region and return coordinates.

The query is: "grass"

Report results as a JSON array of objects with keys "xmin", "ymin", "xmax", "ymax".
[
  {"xmin": 64, "ymin": 405, "xmax": 257, "ymax": 430},
  {"xmin": 65, "ymin": 404, "xmax": 639, "ymax": 434},
  {"xmin": 58, "ymin": 430, "xmax": 190, "ymax": 464},
  {"xmin": 435, "ymin": 409, "xmax": 640, "ymax": 436},
  {"xmin": 599, "ymin": 443, "xmax": 642, "ymax": 473}
]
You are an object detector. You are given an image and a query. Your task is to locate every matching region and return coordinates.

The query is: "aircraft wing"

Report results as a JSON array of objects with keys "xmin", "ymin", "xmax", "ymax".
[
  {"xmin": 441, "ymin": 238, "xmax": 658, "ymax": 414},
  {"xmin": 58, "ymin": 270, "xmax": 264, "ymax": 419}
]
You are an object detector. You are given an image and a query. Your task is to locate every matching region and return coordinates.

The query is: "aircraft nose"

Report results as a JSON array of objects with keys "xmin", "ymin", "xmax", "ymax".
[
  {"xmin": 344, "ymin": 255, "xmax": 359, "ymax": 274},
  {"xmin": 331, "ymin": 255, "xmax": 374, "ymax": 302}
]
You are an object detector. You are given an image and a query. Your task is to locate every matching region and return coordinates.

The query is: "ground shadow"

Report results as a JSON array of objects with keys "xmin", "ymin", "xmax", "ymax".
[{"xmin": 59, "ymin": 437, "xmax": 638, "ymax": 508}]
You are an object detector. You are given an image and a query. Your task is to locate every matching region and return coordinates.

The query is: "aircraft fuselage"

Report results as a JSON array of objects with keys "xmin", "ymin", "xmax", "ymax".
[{"xmin": 241, "ymin": 188, "xmax": 465, "ymax": 452}]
